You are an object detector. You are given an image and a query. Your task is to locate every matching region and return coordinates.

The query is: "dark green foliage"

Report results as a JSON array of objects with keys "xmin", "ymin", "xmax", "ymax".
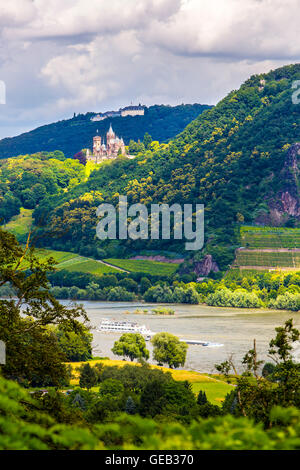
[
  {"xmin": 139, "ymin": 379, "xmax": 198, "ymax": 422},
  {"xmin": 54, "ymin": 324, "xmax": 93, "ymax": 362},
  {"xmin": 79, "ymin": 363, "xmax": 98, "ymax": 390},
  {"xmin": 198, "ymin": 402, "xmax": 223, "ymax": 418},
  {"xmin": 125, "ymin": 396, "xmax": 136, "ymax": 415},
  {"xmin": 197, "ymin": 390, "xmax": 208, "ymax": 405},
  {"xmin": 0, "ymin": 153, "xmax": 85, "ymax": 226},
  {"xmin": 0, "ymin": 228, "xmax": 87, "ymax": 387},
  {"xmin": 262, "ymin": 362, "xmax": 276, "ymax": 378}
]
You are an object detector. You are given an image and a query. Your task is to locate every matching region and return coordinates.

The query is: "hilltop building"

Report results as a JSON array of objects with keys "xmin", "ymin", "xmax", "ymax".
[
  {"xmin": 90, "ymin": 104, "xmax": 145, "ymax": 122},
  {"xmin": 87, "ymin": 124, "xmax": 126, "ymax": 164},
  {"xmin": 120, "ymin": 105, "xmax": 145, "ymax": 117}
]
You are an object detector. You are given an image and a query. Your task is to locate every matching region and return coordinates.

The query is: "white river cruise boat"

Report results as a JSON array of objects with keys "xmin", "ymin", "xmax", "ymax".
[{"xmin": 97, "ymin": 319, "xmax": 153, "ymax": 338}]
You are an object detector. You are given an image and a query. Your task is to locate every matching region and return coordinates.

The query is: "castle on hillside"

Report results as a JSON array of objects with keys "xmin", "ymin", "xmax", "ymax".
[{"xmin": 86, "ymin": 124, "xmax": 126, "ymax": 164}]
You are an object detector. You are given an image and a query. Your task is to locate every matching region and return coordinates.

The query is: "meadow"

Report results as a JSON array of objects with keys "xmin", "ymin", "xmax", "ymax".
[
  {"xmin": 68, "ymin": 358, "xmax": 235, "ymax": 406},
  {"xmin": 2, "ymin": 208, "xmax": 33, "ymax": 240},
  {"xmin": 21, "ymin": 248, "xmax": 120, "ymax": 275},
  {"xmin": 104, "ymin": 258, "xmax": 179, "ymax": 275}
]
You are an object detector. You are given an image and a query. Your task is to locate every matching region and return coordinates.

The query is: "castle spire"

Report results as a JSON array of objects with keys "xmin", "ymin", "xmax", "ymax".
[{"xmin": 108, "ymin": 123, "xmax": 114, "ymax": 136}]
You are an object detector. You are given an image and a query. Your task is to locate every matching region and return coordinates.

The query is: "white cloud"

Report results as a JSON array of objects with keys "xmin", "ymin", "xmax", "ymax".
[
  {"xmin": 143, "ymin": 0, "xmax": 300, "ymax": 60},
  {"xmin": 0, "ymin": 0, "xmax": 300, "ymax": 139}
]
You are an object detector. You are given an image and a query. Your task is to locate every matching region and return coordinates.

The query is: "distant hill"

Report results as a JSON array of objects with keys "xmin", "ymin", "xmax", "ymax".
[
  {"xmin": 0, "ymin": 104, "xmax": 211, "ymax": 159},
  {"xmin": 32, "ymin": 63, "xmax": 300, "ymax": 271}
]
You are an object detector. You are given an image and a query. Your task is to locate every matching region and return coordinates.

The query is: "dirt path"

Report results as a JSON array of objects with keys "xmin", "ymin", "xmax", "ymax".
[{"xmin": 97, "ymin": 259, "xmax": 129, "ymax": 273}]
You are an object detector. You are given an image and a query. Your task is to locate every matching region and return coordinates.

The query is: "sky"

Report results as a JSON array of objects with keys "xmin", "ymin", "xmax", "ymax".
[{"xmin": 0, "ymin": 0, "xmax": 300, "ymax": 139}]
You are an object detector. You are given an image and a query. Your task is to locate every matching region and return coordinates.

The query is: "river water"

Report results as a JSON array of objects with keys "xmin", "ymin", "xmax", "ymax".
[{"xmin": 63, "ymin": 301, "xmax": 300, "ymax": 374}]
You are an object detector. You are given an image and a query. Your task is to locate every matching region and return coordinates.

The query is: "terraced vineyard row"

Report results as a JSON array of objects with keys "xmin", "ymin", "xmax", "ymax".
[
  {"xmin": 235, "ymin": 250, "xmax": 300, "ymax": 268},
  {"xmin": 241, "ymin": 226, "xmax": 300, "ymax": 249}
]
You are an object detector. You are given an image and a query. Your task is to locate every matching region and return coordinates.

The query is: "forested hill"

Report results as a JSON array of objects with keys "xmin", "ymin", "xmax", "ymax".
[
  {"xmin": 31, "ymin": 63, "xmax": 300, "ymax": 270},
  {"xmin": 0, "ymin": 104, "xmax": 211, "ymax": 159}
]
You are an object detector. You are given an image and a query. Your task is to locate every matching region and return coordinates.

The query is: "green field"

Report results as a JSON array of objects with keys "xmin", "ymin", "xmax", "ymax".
[
  {"xmin": 2, "ymin": 208, "xmax": 33, "ymax": 239},
  {"xmin": 191, "ymin": 381, "xmax": 235, "ymax": 405},
  {"xmin": 104, "ymin": 258, "xmax": 179, "ymax": 275},
  {"xmin": 23, "ymin": 248, "xmax": 119, "ymax": 275},
  {"xmin": 57, "ymin": 257, "xmax": 117, "ymax": 275},
  {"xmin": 241, "ymin": 226, "xmax": 300, "ymax": 249}
]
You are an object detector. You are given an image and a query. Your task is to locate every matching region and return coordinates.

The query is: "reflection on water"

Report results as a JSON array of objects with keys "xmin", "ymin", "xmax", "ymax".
[{"xmin": 61, "ymin": 301, "xmax": 300, "ymax": 374}]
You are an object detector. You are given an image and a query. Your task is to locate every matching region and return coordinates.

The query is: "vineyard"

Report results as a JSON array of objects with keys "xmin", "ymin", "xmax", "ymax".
[
  {"xmin": 240, "ymin": 226, "xmax": 300, "ymax": 249},
  {"xmin": 235, "ymin": 250, "xmax": 300, "ymax": 268},
  {"xmin": 234, "ymin": 226, "xmax": 300, "ymax": 271}
]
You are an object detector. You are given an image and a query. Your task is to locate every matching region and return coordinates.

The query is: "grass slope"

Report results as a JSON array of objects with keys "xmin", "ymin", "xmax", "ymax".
[
  {"xmin": 68, "ymin": 359, "xmax": 234, "ymax": 406},
  {"xmin": 23, "ymin": 248, "xmax": 119, "ymax": 275},
  {"xmin": 2, "ymin": 208, "xmax": 33, "ymax": 240}
]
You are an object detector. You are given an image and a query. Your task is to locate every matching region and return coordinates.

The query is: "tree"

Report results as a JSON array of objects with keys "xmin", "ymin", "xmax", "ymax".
[
  {"xmin": 99, "ymin": 378, "xmax": 124, "ymax": 397},
  {"xmin": 140, "ymin": 277, "xmax": 151, "ymax": 294},
  {"xmin": 0, "ymin": 228, "xmax": 88, "ymax": 386},
  {"xmin": 125, "ymin": 396, "xmax": 136, "ymax": 415},
  {"xmin": 79, "ymin": 363, "xmax": 98, "ymax": 390},
  {"xmin": 54, "ymin": 324, "xmax": 93, "ymax": 362},
  {"xmin": 112, "ymin": 333, "xmax": 149, "ymax": 362},
  {"xmin": 151, "ymin": 332, "xmax": 188, "ymax": 368},
  {"xmin": 215, "ymin": 319, "xmax": 300, "ymax": 426},
  {"xmin": 143, "ymin": 132, "xmax": 152, "ymax": 149},
  {"xmin": 262, "ymin": 362, "xmax": 276, "ymax": 379},
  {"xmin": 197, "ymin": 390, "xmax": 208, "ymax": 405}
]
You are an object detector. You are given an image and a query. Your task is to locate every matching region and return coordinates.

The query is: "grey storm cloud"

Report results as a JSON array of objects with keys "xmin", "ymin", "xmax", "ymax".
[{"xmin": 0, "ymin": 0, "xmax": 300, "ymax": 139}]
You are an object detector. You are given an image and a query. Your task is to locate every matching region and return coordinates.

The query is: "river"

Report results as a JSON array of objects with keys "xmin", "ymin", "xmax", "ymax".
[{"xmin": 61, "ymin": 301, "xmax": 300, "ymax": 374}]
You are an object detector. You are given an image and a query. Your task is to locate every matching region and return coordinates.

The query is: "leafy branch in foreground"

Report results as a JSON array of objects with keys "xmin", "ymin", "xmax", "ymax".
[{"xmin": 0, "ymin": 228, "xmax": 89, "ymax": 386}]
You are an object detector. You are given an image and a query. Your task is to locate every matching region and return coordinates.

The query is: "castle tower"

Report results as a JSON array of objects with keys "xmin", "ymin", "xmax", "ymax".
[
  {"xmin": 93, "ymin": 135, "xmax": 102, "ymax": 154},
  {"xmin": 106, "ymin": 124, "xmax": 116, "ymax": 155}
]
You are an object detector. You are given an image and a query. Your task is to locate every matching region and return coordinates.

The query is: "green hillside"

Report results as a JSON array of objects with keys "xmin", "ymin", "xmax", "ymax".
[
  {"xmin": 31, "ymin": 64, "xmax": 300, "ymax": 271},
  {"xmin": 0, "ymin": 104, "xmax": 211, "ymax": 159}
]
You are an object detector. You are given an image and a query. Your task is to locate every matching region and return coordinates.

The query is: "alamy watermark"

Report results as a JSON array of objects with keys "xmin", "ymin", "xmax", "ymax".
[
  {"xmin": 96, "ymin": 196, "xmax": 204, "ymax": 250},
  {"xmin": 0, "ymin": 81, "xmax": 6, "ymax": 104},
  {"xmin": 0, "ymin": 341, "xmax": 5, "ymax": 365},
  {"xmin": 292, "ymin": 80, "xmax": 300, "ymax": 105}
]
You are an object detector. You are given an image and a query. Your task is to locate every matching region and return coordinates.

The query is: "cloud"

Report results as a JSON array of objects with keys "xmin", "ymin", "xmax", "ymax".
[
  {"xmin": 143, "ymin": 0, "xmax": 300, "ymax": 61},
  {"xmin": 0, "ymin": 0, "xmax": 300, "ymax": 139},
  {"xmin": 2, "ymin": 0, "xmax": 181, "ymax": 41}
]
